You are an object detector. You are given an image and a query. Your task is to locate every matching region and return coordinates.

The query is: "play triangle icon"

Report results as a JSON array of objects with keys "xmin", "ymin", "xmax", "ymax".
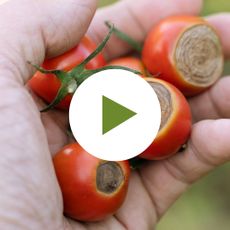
[{"xmin": 102, "ymin": 96, "xmax": 137, "ymax": 134}]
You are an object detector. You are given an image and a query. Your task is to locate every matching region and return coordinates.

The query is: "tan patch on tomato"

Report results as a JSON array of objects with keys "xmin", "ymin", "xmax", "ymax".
[
  {"xmin": 174, "ymin": 24, "xmax": 223, "ymax": 87},
  {"xmin": 148, "ymin": 82, "xmax": 172, "ymax": 130},
  {"xmin": 96, "ymin": 162, "xmax": 124, "ymax": 194}
]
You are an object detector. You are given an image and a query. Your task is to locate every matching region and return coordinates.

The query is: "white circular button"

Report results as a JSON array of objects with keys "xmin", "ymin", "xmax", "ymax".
[{"xmin": 69, "ymin": 69, "xmax": 161, "ymax": 161}]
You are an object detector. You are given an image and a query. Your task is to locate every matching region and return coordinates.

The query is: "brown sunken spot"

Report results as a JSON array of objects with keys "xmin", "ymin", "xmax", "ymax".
[
  {"xmin": 96, "ymin": 162, "xmax": 124, "ymax": 194},
  {"xmin": 148, "ymin": 82, "xmax": 172, "ymax": 130},
  {"xmin": 174, "ymin": 24, "xmax": 223, "ymax": 86}
]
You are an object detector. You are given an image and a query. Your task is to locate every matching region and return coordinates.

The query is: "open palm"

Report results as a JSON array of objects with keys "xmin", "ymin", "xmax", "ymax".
[{"xmin": 0, "ymin": 0, "xmax": 230, "ymax": 229}]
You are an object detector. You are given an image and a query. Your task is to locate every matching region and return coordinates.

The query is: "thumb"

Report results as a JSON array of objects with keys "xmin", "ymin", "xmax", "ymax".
[{"xmin": 0, "ymin": 0, "xmax": 97, "ymax": 83}]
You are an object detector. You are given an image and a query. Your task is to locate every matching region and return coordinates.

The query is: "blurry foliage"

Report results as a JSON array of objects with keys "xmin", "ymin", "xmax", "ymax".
[
  {"xmin": 99, "ymin": 0, "xmax": 116, "ymax": 6},
  {"xmin": 98, "ymin": 0, "xmax": 230, "ymax": 229},
  {"xmin": 201, "ymin": 0, "xmax": 230, "ymax": 15},
  {"xmin": 158, "ymin": 163, "xmax": 230, "ymax": 230}
]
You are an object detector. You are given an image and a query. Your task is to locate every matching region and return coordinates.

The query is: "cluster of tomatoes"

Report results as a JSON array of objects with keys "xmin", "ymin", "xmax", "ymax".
[{"xmin": 29, "ymin": 16, "xmax": 223, "ymax": 221}]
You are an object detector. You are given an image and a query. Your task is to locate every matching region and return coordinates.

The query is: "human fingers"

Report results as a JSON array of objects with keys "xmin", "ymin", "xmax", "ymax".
[
  {"xmin": 189, "ymin": 76, "xmax": 230, "ymax": 122},
  {"xmin": 207, "ymin": 13, "xmax": 230, "ymax": 59},
  {"xmin": 139, "ymin": 119, "xmax": 230, "ymax": 219},
  {"xmin": 0, "ymin": 0, "xmax": 97, "ymax": 83}
]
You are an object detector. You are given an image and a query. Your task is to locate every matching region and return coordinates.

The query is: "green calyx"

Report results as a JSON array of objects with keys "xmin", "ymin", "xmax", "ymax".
[{"xmin": 29, "ymin": 24, "xmax": 141, "ymax": 112}]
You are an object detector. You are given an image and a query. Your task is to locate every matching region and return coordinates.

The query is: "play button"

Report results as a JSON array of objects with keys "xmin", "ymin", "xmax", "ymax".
[
  {"xmin": 69, "ymin": 69, "xmax": 161, "ymax": 161},
  {"xmin": 102, "ymin": 96, "xmax": 137, "ymax": 135}
]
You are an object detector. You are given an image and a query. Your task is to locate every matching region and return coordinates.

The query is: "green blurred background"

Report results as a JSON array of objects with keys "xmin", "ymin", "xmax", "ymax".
[{"xmin": 98, "ymin": 1, "xmax": 230, "ymax": 229}]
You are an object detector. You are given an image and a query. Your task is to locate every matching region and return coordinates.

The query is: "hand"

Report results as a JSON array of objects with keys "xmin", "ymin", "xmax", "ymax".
[{"xmin": 0, "ymin": 0, "xmax": 229, "ymax": 229}]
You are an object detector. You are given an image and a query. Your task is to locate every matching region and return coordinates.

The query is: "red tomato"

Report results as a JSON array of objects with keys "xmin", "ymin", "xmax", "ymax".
[
  {"xmin": 28, "ymin": 36, "xmax": 106, "ymax": 109},
  {"xmin": 107, "ymin": 56, "xmax": 146, "ymax": 76},
  {"xmin": 142, "ymin": 16, "xmax": 223, "ymax": 96},
  {"xmin": 139, "ymin": 78, "xmax": 191, "ymax": 160},
  {"xmin": 53, "ymin": 143, "xmax": 130, "ymax": 221}
]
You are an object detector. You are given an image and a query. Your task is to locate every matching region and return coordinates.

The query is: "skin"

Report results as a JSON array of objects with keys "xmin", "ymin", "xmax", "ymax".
[{"xmin": 0, "ymin": 0, "xmax": 230, "ymax": 229}]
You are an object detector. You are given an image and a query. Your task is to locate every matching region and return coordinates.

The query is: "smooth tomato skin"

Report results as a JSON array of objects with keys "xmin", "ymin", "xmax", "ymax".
[
  {"xmin": 139, "ymin": 78, "xmax": 192, "ymax": 160},
  {"xmin": 28, "ymin": 36, "xmax": 106, "ymax": 109},
  {"xmin": 53, "ymin": 143, "xmax": 130, "ymax": 221},
  {"xmin": 142, "ymin": 16, "xmax": 209, "ymax": 96},
  {"xmin": 107, "ymin": 56, "xmax": 146, "ymax": 76}
]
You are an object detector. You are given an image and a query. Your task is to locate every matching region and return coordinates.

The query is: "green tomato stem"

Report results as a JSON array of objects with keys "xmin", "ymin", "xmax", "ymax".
[
  {"xmin": 71, "ymin": 24, "xmax": 115, "ymax": 78},
  {"xmin": 28, "ymin": 61, "xmax": 66, "ymax": 80},
  {"xmin": 105, "ymin": 21, "xmax": 143, "ymax": 53}
]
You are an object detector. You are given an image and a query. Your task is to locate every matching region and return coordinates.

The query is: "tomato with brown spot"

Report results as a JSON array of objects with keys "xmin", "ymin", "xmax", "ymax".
[
  {"xmin": 142, "ymin": 16, "xmax": 223, "ymax": 96},
  {"xmin": 53, "ymin": 143, "xmax": 130, "ymax": 221},
  {"xmin": 139, "ymin": 78, "xmax": 192, "ymax": 160}
]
